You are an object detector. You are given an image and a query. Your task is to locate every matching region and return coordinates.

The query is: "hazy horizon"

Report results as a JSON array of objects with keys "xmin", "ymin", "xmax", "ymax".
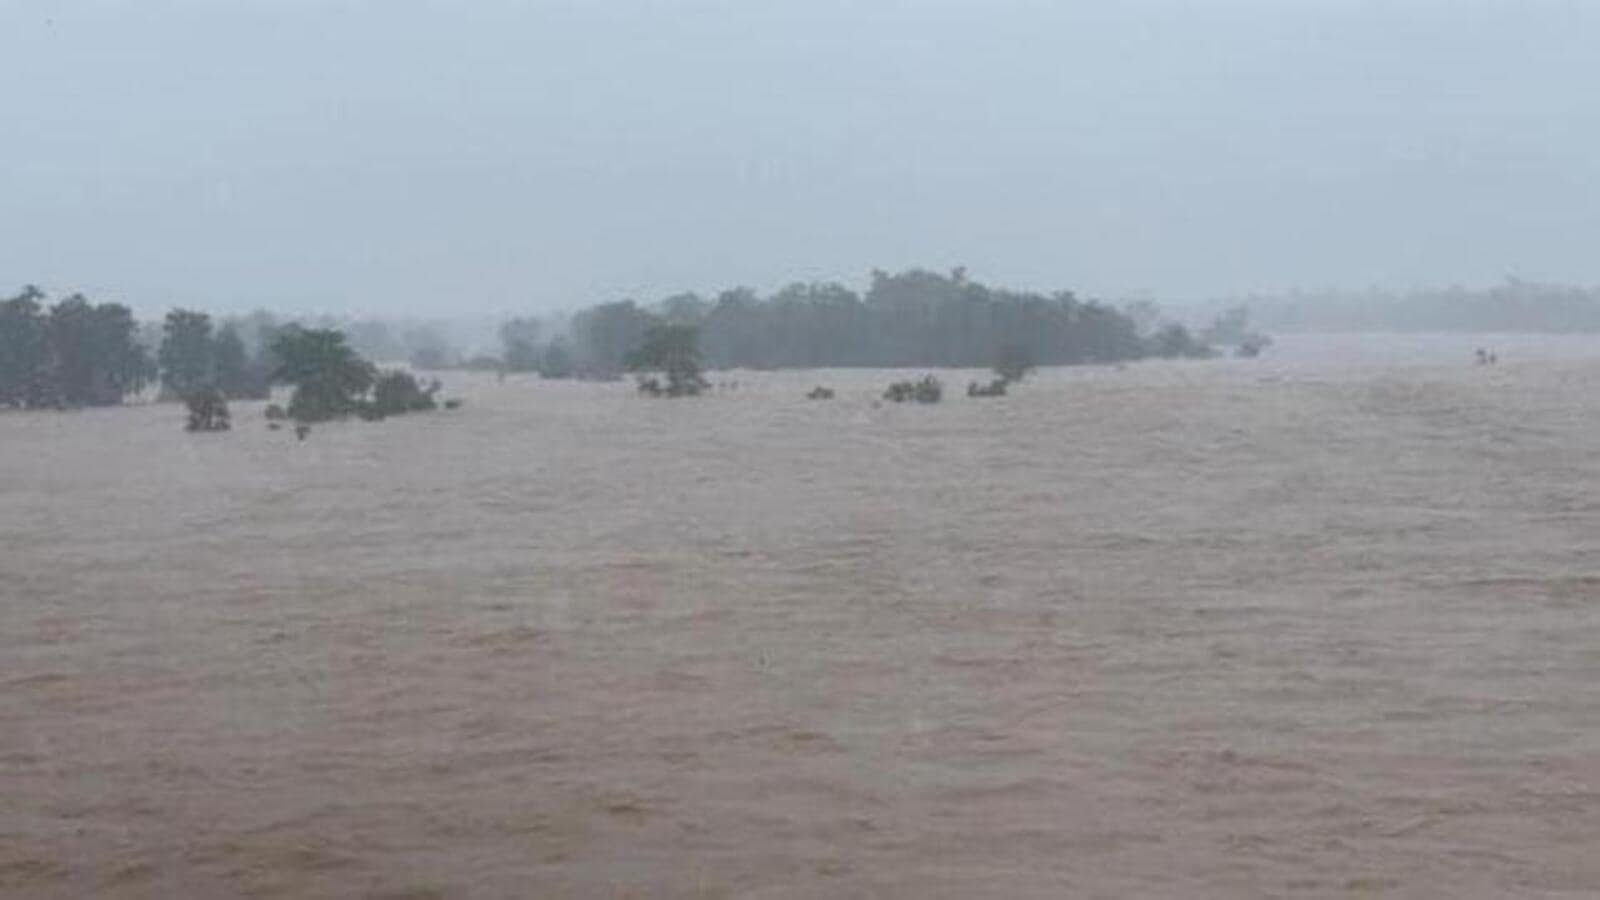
[{"xmin": 6, "ymin": 0, "xmax": 1598, "ymax": 317}]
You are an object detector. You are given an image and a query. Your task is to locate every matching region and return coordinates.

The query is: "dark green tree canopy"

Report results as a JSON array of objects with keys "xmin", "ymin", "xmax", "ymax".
[
  {"xmin": 270, "ymin": 326, "xmax": 377, "ymax": 422},
  {"xmin": 1, "ymin": 287, "xmax": 151, "ymax": 408},
  {"xmin": 159, "ymin": 308, "xmax": 216, "ymax": 399}
]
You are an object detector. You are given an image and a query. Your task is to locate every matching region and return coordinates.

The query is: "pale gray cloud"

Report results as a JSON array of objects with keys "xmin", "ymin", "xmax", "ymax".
[{"xmin": 4, "ymin": 0, "xmax": 1597, "ymax": 315}]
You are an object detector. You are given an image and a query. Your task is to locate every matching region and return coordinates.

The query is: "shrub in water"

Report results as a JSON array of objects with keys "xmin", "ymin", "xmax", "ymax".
[
  {"xmin": 967, "ymin": 378, "xmax": 1008, "ymax": 398},
  {"xmin": 184, "ymin": 387, "xmax": 231, "ymax": 432},
  {"xmin": 884, "ymin": 375, "xmax": 942, "ymax": 404}
]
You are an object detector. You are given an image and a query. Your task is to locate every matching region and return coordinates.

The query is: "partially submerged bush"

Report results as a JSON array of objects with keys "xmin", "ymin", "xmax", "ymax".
[
  {"xmin": 967, "ymin": 378, "xmax": 1008, "ymax": 398},
  {"xmin": 264, "ymin": 403, "xmax": 287, "ymax": 421},
  {"xmin": 884, "ymin": 375, "xmax": 942, "ymax": 404},
  {"xmin": 806, "ymin": 386, "xmax": 835, "ymax": 400},
  {"xmin": 184, "ymin": 387, "xmax": 231, "ymax": 432},
  {"xmin": 271, "ymin": 327, "xmax": 376, "ymax": 423},
  {"xmin": 626, "ymin": 324, "xmax": 708, "ymax": 397},
  {"xmin": 367, "ymin": 370, "xmax": 440, "ymax": 419},
  {"xmin": 993, "ymin": 344, "xmax": 1035, "ymax": 384}
]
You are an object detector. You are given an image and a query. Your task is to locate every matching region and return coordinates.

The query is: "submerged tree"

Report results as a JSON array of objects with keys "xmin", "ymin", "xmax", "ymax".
[
  {"xmin": 364, "ymin": 370, "xmax": 440, "ymax": 419},
  {"xmin": 270, "ymin": 326, "xmax": 376, "ymax": 422},
  {"xmin": 885, "ymin": 375, "xmax": 942, "ymax": 403},
  {"xmin": 184, "ymin": 387, "xmax": 231, "ymax": 432},
  {"xmin": 993, "ymin": 343, "xmax": 1035, "ymax": 384},
  {"xmin": 626, "ymin": 323, "xmax": 709, "ymax": 397}
]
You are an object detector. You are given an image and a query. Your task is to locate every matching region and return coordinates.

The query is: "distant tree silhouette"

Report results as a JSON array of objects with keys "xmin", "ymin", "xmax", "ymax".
[
  {"xmin": 46, "ymin": 296, "xmax": 151, "ymax": 406},
  {"xmin": 552, "ymin": 268, "xmax": 1195, "ymax": 375},
  {"xmin": 0, "ymin": 286, "xmax": 53, "ymax": 408},
  {"xmin": 364, "ymin": 370, "xmax": 439, "ymax": 418},
  {"xmin": 993, "ymin": 343, "xmax": 1035, "ymax": 383},
  {"xmin": 212, "ymin": 325, "xmax": 272, "ymax": 399},
  {"xmin": 159, "ymin": 309, "xmax": 216, "ymax": 400},
  {"xmin": 539, "ymin": 339, "xmax": 574, "ymax": 379},
  {"xmin": 1, "ymin": 288, "xmax": 151, "ymax": 408},
  {"xmin": 499, "ymin": 318, "xmax": 543, "ymax": 372},
  {"xmin": 184, "ymin": 387, "xmax": 231, "ymax": 432},
  {"xmin": 626, "ymin": 324, "xmax": 709, "ymax": 396},
  {"xmin": 885, "ymin": 375, "xmax": 942, "ymax": 403}
]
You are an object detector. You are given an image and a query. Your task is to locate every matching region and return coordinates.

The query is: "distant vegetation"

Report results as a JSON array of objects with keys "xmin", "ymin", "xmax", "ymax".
[
  {"xmin": 627, "ymin": 324, "xmax": 709, "ymax": 397},
  {"xmin": 184, "ymin": 387, "xmax": 231, "ymax": 432},
  {"xmin": 884, "ymin": 376, "xmax": 943, "ymax": 404},
  {"xmin": 1228, "ymin": 279, "xmax": 1600, "ymax": 333},
  {"xmin": 271, "ymin": 327, "xmax": 442, "ymax": 424},
  {"xmin": 501, "ymin": 268, "xmax": 1213, "ymax": 378},
  {"xmin": 1, "ymin": 286, "xmax": 153, "ymax": 409},
  {"xmin": 4, "ymin": 267, "xmax": 1234, "ymax": 415}
]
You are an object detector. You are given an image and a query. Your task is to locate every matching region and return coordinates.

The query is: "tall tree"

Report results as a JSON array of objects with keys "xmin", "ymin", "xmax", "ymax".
[
  {"xmin": 213, "ymin": 324, "xmax": 270, "ymax": 399},
  {"xmin": 47, "ymin": 296, "xmax": 151, "ymax": 406},
  {"xmin": 159, "ymin": 309, "xmax": 215, "ymax": 399},
  {"xmin": 0, "ymin": 286, "xmax": 53, "ymax": 408}
]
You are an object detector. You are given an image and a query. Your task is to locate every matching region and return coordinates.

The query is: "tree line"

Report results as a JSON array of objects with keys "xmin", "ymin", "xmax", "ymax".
[
  {"xmin": 3, "ymin": 268, "xmax": 1232, "ymax": 411},
  {"xmin": 506, "ymin": 268, "xmax": 1214, "ymax": 377}
]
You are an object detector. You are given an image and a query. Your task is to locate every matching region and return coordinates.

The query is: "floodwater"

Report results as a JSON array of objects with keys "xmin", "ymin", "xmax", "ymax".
[{"xmin": 4, "ymin": 335, "xmax": 1599, "ymax": 898}]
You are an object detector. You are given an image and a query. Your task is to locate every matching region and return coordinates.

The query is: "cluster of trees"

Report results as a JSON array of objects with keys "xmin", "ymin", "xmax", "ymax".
[
  {"xmin": 509, "ymin": 268, "xmax": 1213, "ymax": 377},
  {"xmin": 268, "ymin": 326, "xmax": 442, "ymax": 423},
  {"xmin": 2, "ymin": 287, "xmax": 452, "ymax": 429},
  {"xmin": 158, "ymin": 309, "xmax": 275, "ymax": 401},
  {"xmin": 1, "ymin": 286, "xmax": 154, "ymax": 408}
]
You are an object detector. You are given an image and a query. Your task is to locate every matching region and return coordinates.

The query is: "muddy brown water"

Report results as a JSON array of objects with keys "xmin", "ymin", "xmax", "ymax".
[{"xmin": 4, "ymin": 336, "xmax": 1600, "ymax": 897}]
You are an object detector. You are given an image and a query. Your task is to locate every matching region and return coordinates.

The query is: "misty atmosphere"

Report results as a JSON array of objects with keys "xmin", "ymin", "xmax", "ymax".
[{"xmin": 5, "ymin": 2, "xmax": 1600, "ymax": 898}]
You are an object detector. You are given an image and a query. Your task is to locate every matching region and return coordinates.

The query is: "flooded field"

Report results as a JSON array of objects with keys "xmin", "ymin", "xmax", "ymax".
[{"xmin": 4, "ymin": 335, "xmax": 1600, "ymax": 898}]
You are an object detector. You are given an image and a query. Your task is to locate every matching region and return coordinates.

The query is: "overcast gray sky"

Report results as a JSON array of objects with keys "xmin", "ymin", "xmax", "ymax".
[{"xmin": 4, "ymin": 0, "xmax": 1598, "ymax": 316}]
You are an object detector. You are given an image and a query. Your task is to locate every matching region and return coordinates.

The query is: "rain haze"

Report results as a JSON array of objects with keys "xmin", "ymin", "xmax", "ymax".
[
  {"xmin": 6, "ymin": 3, "xmax": 1600, "ymax": 899},
  {"xmin": 5, "ymin": 0, "xmax": 1600, "ymax": 315}
]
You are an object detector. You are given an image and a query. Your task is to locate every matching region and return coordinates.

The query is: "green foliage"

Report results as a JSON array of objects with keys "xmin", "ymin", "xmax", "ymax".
[
  {"xmin": 159, "ymin": 309, "xmax": 216, "ymax": 399},
  {"xmin": 885, "ymin": 375, "xmax": 942, "ymax": 403},
  {"xmin": 625, "ymin": 324, "xmax": 708, "ymax": 397},
  {"xmin": 0, "ymin": 287, "xmax": 152, "ymax": 409},
  {"xmin": 559, "ymin": 268, "xmax": 1167, "ymax": 373},
  {"xmin": 48, "ymin": 296, "xmax": 154, "ymax": 407},
  {"xmin": 366, "ymin": 370, "xmax": 440, "ymax": 419},
  {"xmin": 573, "ymin": 300, "xmax": 660, "ymax": 376},
  {"xmin": 0, "ymin": 286, "xmax": 53, "ymax": 408},
  {"xmin": 184, "ymin": 387, "xmax": 231, "ymax": 432},
  {"xmin": 270, "ymin": 326, "xmax": 377, "ymax": 423}
]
